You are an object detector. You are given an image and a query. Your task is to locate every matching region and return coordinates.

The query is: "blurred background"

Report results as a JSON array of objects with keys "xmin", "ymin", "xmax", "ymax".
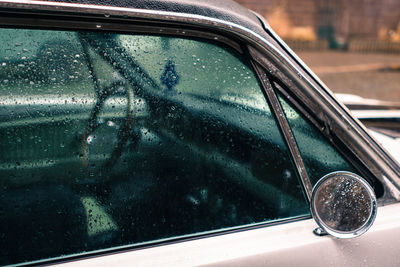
[{"xmin": 235, "ymin": 0, "xmax": 400, "ymax": 102}]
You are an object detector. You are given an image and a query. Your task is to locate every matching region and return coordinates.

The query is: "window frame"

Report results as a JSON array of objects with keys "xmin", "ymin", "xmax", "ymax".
[
  {"xmin": 247, "ymin": 45, "xmax": 399, "ymax": 204},
  {"xmin": 251, "ymin": 62, "xmax": 313, "ymax": 201},
  {"xmin": 248, "ymin": 47, "xmax": 386, "ymax": 199}
]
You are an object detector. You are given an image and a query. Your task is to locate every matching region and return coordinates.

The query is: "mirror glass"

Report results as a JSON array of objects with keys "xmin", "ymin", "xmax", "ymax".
[{"xmin": 311, "ymin": 171, "xmax": 377, "ymax": 238}]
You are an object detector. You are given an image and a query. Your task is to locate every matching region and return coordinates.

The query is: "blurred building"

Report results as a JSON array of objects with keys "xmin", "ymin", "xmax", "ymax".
[{"xmin": 236, "ymin": 0, "xmax": 400, "ymax": 50}]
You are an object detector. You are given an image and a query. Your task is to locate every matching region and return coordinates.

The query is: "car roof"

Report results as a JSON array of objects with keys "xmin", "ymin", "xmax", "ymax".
[
  {"xmin": 50, "ymin": 0, "xmax": 261, "ymax": 25},
  {"xmin": 1, "ymin": 0, "xmax": 269, "ymax": 41}
]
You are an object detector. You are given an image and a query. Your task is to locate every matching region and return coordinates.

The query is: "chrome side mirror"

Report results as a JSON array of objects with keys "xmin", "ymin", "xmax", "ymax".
[{"xmin": 310, "ymin": 171, "xmax": 377, "ymax": 238}]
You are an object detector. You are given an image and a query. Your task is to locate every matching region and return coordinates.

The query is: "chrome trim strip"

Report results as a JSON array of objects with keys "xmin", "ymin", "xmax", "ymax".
[
  {"xmin": 0, "ymin": 18, "xmax": 242, "ymax": 54},
  {"xmin": 252, "ymin": 62, "xmax": 313, "ymax": 201},
  {"xmin": 14, "ymin": 213, "xmax": 312, "ymax": 267}
]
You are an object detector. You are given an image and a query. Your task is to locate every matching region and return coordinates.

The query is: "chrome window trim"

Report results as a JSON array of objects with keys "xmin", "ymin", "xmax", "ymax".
[
  {"xmin": 0, "ymin": 1, "xmax": 399, "ymax": 203},
  {"xmin": 252, "ymin": 62, "xmax": 313, "ymax": 201},
  {"xmin": 15, "ymin": 215, "xmax": 311, "ymax": 266},
  {"xmin": 0, "ymin": 16, "xmax": 243, "ymax": 54}
]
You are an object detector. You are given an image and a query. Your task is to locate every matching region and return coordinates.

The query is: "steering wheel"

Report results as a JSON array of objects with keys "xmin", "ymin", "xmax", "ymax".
[{"xmin": 80, "ymin": 80, "xmax": 136, "ymax": 175}]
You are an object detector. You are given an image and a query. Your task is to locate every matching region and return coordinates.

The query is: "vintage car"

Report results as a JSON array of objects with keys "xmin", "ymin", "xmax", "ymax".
[{"xmin": 0, "ymin": 0, "xmax": 399, "ymax": 266}]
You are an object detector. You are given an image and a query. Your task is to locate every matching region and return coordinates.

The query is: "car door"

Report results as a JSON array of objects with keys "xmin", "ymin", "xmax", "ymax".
[{"xmin": 0, "ymin": 11, "xmax": 400, "ymax": 267}]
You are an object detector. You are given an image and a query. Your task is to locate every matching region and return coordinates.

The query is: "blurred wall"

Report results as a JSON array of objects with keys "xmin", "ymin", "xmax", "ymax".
[
  {"xmin": 235, "ymin": 0, "xmax": 400, "ymax": 102},
  {"xmin": 236, "ymin": 0, "xmax": 400, "ymax": 49}
]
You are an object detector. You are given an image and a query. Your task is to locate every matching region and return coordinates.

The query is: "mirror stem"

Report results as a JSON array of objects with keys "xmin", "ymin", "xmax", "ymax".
[{"xmin": 313, "ymin": 227, "xmax": 328, "ymax": 236}]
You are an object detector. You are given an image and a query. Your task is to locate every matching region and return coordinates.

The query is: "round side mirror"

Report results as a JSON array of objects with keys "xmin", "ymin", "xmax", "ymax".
[{"xmin": 310, "ymin": 171, "xmax": 377, "ymax": 238}]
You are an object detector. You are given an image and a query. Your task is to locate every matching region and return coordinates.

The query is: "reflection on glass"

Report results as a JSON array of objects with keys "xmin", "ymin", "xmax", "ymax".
[
  {"xmin": 314, "ymin": 175, "xmax": 371, "ymax": 232},
  {"xmin": 0, "ymin": 28, "xmax": 309, "ymax": 265}
]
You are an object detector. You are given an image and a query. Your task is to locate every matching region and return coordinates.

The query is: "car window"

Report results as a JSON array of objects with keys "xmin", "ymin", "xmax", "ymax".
[
  {"xmin": 118, "ymin": 35, "xmax": 267, "ymax": 108},
  {"xmin": 276, "ymin": 89, "xmax": 359, "ymax": 185},
  {"xmin": 0, "ymin": 28, "xmax": 309, "ymax": 265}
]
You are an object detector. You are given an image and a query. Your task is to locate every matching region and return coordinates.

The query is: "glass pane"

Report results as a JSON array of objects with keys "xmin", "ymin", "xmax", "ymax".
[
  {"xmin": 277, "ymin": 90, "xmax": 359, "ymax": 185},
  {"xmin": 0, "ymin": 28, "xmax": 308, "ymax": 265}
]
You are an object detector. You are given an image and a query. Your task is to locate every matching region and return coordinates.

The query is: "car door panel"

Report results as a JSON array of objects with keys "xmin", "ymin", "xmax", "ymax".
[{"xmin": 55, "ymin": 203, "xmax": 400, "ymax": 267}]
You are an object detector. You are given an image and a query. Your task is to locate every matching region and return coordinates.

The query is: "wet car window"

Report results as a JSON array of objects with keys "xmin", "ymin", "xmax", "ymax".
[
  {"xmin": 277, "ymin": 89, "xmax": 359, "ymax": 185},
  {"xmin": 0, "ymin": 28, "xmax": 309, "ymax": 265}
]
